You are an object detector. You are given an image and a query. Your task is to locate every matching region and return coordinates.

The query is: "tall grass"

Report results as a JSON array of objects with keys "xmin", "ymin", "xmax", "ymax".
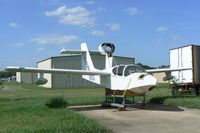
[
  {"xmin": 0, "ymin": 98, "xmax": 110, "ymax": 133},
  {"xmin": 0, "ymin": 82, "xmax": 110, "ymax": 133}
]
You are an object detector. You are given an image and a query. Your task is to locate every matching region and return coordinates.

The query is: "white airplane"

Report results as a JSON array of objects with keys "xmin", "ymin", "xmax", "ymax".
[{"xmin": 6, "ymin": 43, "xmax": 191, "ymax": 94}]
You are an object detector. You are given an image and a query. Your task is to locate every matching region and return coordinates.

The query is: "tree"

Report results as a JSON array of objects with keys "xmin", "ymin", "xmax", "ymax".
[
  {"xmin": 136, "ymin": 63, "xmax": 155, "ymax": 69},
  {"xmin": 0, "ymin": 70, "xmax": 16, "ymax": 78},
  {"xmin": 136, "ymin": 63, "xmax": 169, "ymax": 69}
]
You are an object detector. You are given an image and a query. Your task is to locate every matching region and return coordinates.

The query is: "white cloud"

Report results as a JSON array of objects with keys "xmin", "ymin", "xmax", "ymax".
[
  {"xmin": 31, "ymin": 34, "xmax": 79, "ymax": 45},
  {"xmin": 45, "ymin": 5, "xmax": 95, "ymax": 27},
  {"xmin": 106, "ymin": 23, "xmax": 120, "ymax": 30},
  {"xmin": 86, "ymin": 1, "xmax": 94, "ymax": 5},
  {"xmin": 9, "ymin": 22, "xmax": 18, "ymax": 28},
  {"xmin": 11, "ymin": 43, "xmax": 24, "ymax": 47},
  {"xmin": 91, "ymin": 30, "xmax": 104, "ymax": 36},
  {"xmin": 36, "ymin": 47, "xmax": 45, "ymax": 51},
  {"xmin": 156, "ymin": 26, "xmax": 168, "ymax": 32},
  {"xmin": 45, "ymin": 6, "xmax": 66, "ymax": 16},
  {"xmin": 126, "ymin": 8, "xmax": 141, "ymax": 15}
]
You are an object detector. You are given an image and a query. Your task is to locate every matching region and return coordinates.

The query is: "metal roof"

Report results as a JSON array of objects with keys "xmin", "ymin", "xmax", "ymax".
[
  {"xmin": 170, "ymin": 44, "xmax": 200, "ymax": 51},
  {"xmin": 37, "ymin": 54, "xmax": 135, "ymax": 64}
]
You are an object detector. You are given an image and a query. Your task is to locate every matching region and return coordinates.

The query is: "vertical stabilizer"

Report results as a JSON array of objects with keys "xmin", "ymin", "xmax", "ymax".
[
  {"xmin": 81, "ymin": 43, "xmax": 101, "ymax": 85},
  {"xmin": 81, "ymin": 43, "xmax": 95, "ymax": 70}
]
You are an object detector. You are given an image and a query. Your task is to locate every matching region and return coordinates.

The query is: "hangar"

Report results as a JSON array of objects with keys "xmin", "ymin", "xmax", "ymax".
[
  {"xmin": 17, "ymin": 54, "xmax": 135, "ymax": 88},
  {"xmin": 16, "ymin": 72, "xmax": 37, "ymax": 83}
]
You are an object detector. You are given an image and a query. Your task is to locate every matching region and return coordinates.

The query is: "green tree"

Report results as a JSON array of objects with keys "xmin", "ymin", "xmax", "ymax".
[{"xmin": 0, "ymin": 70, "xmax": 16, "ymax": 78}]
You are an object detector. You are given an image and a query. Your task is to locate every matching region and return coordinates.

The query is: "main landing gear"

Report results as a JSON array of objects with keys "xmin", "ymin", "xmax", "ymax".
[{"xmin": 101, "ymin": 88, "xmax": 146, "ymax": 111}]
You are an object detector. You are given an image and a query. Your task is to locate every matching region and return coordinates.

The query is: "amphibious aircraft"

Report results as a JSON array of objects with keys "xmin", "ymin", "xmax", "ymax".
[{"xmin": 6, "ymin": 43, "xmax": 191, "ymax": 94}]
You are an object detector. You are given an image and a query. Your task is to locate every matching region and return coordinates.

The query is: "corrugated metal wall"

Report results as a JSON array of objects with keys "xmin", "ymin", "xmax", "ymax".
[
  {"xmin": 51, "ymin": 55, "xmax": 134, "ymax": 88},
  {"xmin": 16, "ymin": 72, "xmax": 37, "ymax": 83}
]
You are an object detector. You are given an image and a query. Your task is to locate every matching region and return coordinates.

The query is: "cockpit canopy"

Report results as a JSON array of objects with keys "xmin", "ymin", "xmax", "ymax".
[{"xmin": 112, "ymin": 65, "xmax": 146, "ymax": 76}]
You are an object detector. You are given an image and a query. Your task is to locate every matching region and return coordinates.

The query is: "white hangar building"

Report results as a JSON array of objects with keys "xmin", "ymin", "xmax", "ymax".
[{"xmin": 17, "ymin": 54, "xmax": 135, "ymax": 88}]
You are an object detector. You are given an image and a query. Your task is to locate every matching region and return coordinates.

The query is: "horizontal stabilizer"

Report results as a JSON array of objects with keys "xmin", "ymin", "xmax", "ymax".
[
  {"xmin": 6, "ymin": 66, "xmax": 110, "ymax": 76},
  {"xmin": 60, "ymin": 49, "xmax": 100, "ymax": 55}
]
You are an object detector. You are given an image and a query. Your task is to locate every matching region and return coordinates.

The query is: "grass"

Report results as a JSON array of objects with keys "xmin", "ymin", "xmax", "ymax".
[
  {"xmin": 150, "ymin": 95, "xmax": 200, "ymax": 109},
  {"xmin": 0, "ymin": 82, "xmax": 105, "ymax": 105},
  {"xmin": 0, "ymin": 81, "xmax": 3, "ymax": 86},
  {"xmin": 1, "ymin": 82, "xmax": 200, "ymax": 132},
  {"xmin": 0, "ymin": 82, "xmax": 110, "ymax": 133},
  {"xmin": 0, "ymin": 98, "xmax": 110, "ymax": 133},
  {"xmin": 148, "ymin": 83, "xmax": 200, "ymax": 109}
]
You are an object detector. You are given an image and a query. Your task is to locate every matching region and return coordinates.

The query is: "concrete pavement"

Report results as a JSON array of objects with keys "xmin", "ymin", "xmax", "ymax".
[{"xmin": 69, "ymin": 104, "xmax": 200, "ymax": 133}]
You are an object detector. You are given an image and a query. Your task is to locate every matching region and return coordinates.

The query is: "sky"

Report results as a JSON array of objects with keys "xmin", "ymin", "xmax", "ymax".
[{"xmin": 1, "ymin": 0, "xmax": 200, "ymax": 70}]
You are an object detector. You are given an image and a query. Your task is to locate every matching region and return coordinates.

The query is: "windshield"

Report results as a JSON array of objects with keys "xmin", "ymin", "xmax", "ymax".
[
  {"xmin": 112, "ymin": 65, "xmax": 125, "ymax": 76},
  {"xmin": 118, "ymin": 66, "xmax": 125, "ymax": 76},
  {"xmin": 124, "ymin": 65, "xmax": 145, "ymax": 76}
]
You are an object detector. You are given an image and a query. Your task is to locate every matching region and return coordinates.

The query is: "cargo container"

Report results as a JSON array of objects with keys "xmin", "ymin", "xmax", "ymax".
[{"xmin": 170, "ymin": 45, "xmax": 200, "ymax": 95}]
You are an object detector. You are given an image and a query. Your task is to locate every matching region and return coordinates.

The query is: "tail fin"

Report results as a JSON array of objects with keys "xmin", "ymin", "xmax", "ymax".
[
  {"xmin": 81, "ymin": 43, "xmax": 101, "ymax": 85},
  {"xmin": 81, "ymin": 43, "xmax": 95, "ymax": 71}
]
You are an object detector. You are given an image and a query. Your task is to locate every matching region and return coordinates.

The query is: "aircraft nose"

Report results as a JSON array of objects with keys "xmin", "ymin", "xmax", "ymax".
[{"xmin": 143, "ymin": 74, "xmax": 158, "ymax": 86}]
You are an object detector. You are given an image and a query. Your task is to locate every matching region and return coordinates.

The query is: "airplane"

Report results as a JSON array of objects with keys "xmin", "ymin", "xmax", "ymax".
[{"xmin": 6, "ymin": 43, "xmax": 191, "ymax": 94}]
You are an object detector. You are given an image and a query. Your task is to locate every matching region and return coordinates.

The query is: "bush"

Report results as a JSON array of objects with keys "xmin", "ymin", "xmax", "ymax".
[
  {"xmin": 150, "ymin": 96, "xmax": 168, "ymax": 104},
  {"xmin": 0, "ymin": 81, "xmax": 3, "ymax": 86},
  {"xmin": 46, "ymin": 97, "xmax": 68, "ymax": 109}
]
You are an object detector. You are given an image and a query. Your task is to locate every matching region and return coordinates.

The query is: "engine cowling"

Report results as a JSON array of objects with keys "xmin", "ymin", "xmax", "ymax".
[
  {"xmin": 98, "ymin": 43, "xmax": 115, "ymax": 57},
  {"xmin": 35, "ymin": 78, "xmax": 48, "ymax": 85}
]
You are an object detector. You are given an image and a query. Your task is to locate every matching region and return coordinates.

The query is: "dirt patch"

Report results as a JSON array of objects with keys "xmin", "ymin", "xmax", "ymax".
[{"xmin": 69, "ymin": 104, "xmax": 200, "ymax": 133}]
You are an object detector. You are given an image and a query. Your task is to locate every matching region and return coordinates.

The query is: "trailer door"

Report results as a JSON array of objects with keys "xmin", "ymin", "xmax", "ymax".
[
  {"xmin": 170, "ymin": 46, "xmax": 193, "ymax": 84},
  {"xmin": 181, "ymin": 46, "xmax": 193, "ymax": 83}
]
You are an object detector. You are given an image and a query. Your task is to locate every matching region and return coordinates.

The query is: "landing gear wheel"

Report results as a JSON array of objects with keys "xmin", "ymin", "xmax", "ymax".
[{"xmin": 118, "ymin": 107, "xmax": 125, "ymax": 111}]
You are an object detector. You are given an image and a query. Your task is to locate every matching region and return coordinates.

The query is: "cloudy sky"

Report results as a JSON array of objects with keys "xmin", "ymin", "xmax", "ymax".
[{"xmin": 1, "ymin": 0, "xmax": 200, "ymax": 70}]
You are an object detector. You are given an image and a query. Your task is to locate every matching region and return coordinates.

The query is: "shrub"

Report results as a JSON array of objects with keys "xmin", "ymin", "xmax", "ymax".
[
  {"xmin": 0, "ymin": 81, "xmax": 3, "ymax": 86},
  {"xmin": 46, "ymin": 97, "xmax": 68, "ymax": 109},
  {"xmin": 149, "ymin": 96, "xmax": 168, "ymax": 104}
]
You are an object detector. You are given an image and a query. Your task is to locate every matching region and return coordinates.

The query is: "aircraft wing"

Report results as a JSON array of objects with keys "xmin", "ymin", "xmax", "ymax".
[
  {"xmin": 6, "ymin": 66, "xmax": 110, "ymax": 76},
  {"xmin": 146, "ymin": 67, "xmax": 192, "ymax": 73},
  {"xmin": 60, "ymin": 48, "xmax": 100, "ymax": 55}
]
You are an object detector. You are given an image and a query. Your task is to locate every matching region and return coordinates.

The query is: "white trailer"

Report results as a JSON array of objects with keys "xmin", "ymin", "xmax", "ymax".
[{"xmin": 170, "ymin": 45, "xmax": 200, "ymax": 95}]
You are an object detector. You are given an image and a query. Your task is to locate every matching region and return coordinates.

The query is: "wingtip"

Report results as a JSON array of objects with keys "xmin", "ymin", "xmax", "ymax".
[{"xmin": 60, "ymin": 48, "xmax": 66, "ymax": 54}]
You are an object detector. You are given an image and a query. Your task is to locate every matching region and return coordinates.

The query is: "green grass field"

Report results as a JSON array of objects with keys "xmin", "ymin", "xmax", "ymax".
[
  {"xmin": 1, "ymin": 82, "xmax": 200, "ymax": 133},
  {"xmin": 0, "ymin": 82, "xmax": 110, "ymax": 133}
]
